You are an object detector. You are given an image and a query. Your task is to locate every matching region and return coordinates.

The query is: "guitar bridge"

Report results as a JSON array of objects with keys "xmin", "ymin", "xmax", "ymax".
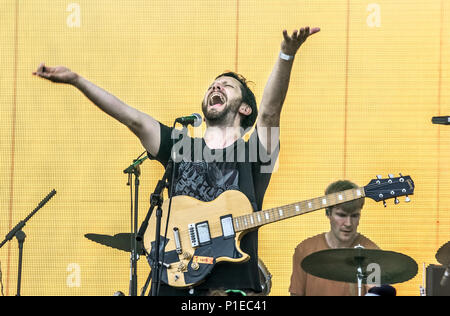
[{"xmin": 188, "ymin": 224, "xmax": 199, "ymax": 247}]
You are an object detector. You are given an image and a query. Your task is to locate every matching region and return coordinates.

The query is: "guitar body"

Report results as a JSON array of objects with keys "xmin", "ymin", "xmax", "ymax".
[{"xmin": 143, "ymin": 190, "xmax": 254, "ymax": 288}]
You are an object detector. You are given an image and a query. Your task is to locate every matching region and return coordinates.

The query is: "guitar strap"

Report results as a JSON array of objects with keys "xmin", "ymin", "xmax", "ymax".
[{"xmin": 237, "ymin": 148, "xmax": 258, "ymax": 213}]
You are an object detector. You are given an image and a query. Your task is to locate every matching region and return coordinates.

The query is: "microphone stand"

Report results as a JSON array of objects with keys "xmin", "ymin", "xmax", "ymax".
[
  {"xmin": 136, "ymin": 156, "xmax": 174, "ymax": 296},
  {"xmin": 123, "ymin": 155, "xmax": 147, "ymax": 296},
  {"xmin": 137, "ymin": 122, "xmax": 185, "ymax": 296},
  {"xmin": 0, "ymin": 189, "xmax": 56, "ymax": 296}
]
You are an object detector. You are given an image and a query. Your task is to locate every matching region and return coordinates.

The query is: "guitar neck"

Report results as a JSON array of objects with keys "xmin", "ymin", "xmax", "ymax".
[{"xmin": 233, "ymin": 187, "xmax": 366, "ymax": 232}]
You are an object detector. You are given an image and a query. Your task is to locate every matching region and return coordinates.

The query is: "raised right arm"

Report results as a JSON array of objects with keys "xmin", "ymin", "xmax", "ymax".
[{"xmin": 33, "ymin": 63, "xmax": 160, "ymax": 156}]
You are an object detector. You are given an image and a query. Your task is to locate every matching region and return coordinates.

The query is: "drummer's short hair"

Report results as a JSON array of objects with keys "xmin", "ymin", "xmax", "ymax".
[{"xmin": 325, "ymin": 180, "xmax": 365, "ymax": 216}]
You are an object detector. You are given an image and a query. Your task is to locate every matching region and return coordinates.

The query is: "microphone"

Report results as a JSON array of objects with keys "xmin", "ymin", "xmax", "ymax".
[
  {"xmin": 441, "ymin": 266, "xmax": 449, "ymax": 287},
  {"xmin": 432, "ymin": 116, "xmax": 450, "ymax": 125},
  {"xmin": 175, "ymin": 113, "xmax": 202, "ymax": 127},
  {"xmin": 123, "ymin": 156, "xmax": 148, "ymax": 174}
]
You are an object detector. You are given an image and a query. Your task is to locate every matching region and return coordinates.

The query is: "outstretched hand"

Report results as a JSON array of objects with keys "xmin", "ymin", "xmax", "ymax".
[
  {"xmin": 281, "ymin": 27, "xmax": 320, "ymax": 56},
  {"xmin": 32, "ymin": 63, "xmax": 78, "ymax": 84}
]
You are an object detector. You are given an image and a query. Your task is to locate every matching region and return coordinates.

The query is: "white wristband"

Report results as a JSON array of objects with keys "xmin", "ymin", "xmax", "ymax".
[{"xmin": 279, "ymin": 51, "xmax": 294, "ymax": 61}]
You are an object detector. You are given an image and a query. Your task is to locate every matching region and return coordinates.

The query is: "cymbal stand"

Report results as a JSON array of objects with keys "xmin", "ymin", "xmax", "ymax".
[
  {"xmin": 419, "ymin": 263, "xmax": 426, "ymax": 296},
  {"xmin": 356, "ymin": 264, "xmax": 365, "ymax": 297},
  {"xmin": 354, "ymin": 245, "xmax": 366, "ymax": 297}
]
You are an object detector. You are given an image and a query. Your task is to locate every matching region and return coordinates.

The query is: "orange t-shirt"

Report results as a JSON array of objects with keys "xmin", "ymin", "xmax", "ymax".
[{"xmin": 289, "ymin": 233, "xmax": 379, "ymax": 296}]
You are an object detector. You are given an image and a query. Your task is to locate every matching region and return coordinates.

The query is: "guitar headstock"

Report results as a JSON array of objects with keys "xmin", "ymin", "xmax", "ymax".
[{"xmin": 364, "ymin": 174, "xmax": 414, "ymax": 206}]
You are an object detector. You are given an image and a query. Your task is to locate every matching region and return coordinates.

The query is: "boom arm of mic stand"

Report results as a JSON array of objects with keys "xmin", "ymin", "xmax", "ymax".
[
  {"xmin": 0, "ymin": 189, "xmax": 56, "ymax": 296},
  {"xmin": 0, "ymin": 189, "xmax": 57, "ymax": 249}
]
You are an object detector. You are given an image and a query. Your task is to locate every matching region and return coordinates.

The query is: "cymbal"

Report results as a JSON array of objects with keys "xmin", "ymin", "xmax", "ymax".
[
  {"xmin": 85, "ymin": 233, "xmax": 144, "ymax": 255},
  {"xmin": 301, "ymin": 248, "xmax": 418, "ymax": 285},
  {"xmin": 436, "ymin": 241, "xmax": 450, "ymax": 266}
]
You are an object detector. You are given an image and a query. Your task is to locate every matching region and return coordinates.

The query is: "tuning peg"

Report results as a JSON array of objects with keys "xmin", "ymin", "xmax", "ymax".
[
  {"xmin": 405, "ymin": 195, "xmax": 411, "ymax": 203},
  {"xmin": 394, "ymin": 197, "xmax": 400, "ymax": 205},
  {"xmin": 388, "ymin": 174, "xmax": 394, "ymax": 178},
  {"xmin": 376, "ymin": 175, "xmax": 382, "ymax": 179},
  {"xmin": 383, "ymin": 200, "xmax": 387, "ymax": 207}
]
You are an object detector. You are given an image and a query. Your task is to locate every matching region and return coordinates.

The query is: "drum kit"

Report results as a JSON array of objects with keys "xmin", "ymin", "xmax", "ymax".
[
  {"xmin": 301, "ymin": 245, "xmax": 418, "ymax": 296},
  {"xmin": 436, "ymin": 241, "xmax": 450, "ymax": 269},
  {"xmin": 85, "ymin": 231, "xmax": 449, "ymax": 296},
  {"xmin": 436, "ymin": 241, "xmax": 450, "ymax": 288},
  {"xmin": 301, "ymin": 241, "xmax": 450, "ymax": 296}
]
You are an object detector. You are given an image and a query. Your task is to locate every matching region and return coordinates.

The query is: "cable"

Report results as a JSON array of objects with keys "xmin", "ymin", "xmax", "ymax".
[
  {"xmin": 156, "ymin": 123, "xmax": 179, "ymax": 296},
  {"xmin": 0, "ymin": 261, "xmax": 4, "ymax": 296},
  {"xmin": 136, "ymin": 150, "xmax": 147, "ymax": 160}
]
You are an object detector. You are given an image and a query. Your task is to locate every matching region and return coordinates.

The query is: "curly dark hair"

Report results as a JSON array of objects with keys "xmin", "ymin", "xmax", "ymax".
[{"xmin": 215, "ymin": 71, "xmax": 258, "ymax": 131}]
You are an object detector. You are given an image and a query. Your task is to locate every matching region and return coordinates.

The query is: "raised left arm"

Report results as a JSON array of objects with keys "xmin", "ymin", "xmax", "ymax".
[{"xmin": 257, "ymin": 27, "xmax": 320, "ymax": 151}]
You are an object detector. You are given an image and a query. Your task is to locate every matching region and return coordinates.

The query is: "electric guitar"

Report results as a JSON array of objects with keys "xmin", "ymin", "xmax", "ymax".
[{"xmin": 143, "ymin": 174, "xmax": 415, "ymax": 288}]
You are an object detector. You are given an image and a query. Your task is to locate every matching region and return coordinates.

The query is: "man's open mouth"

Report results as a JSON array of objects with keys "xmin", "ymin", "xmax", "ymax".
[{"xmin": 208, "ymin": 92, "xmax": 226, "ymax": 107}]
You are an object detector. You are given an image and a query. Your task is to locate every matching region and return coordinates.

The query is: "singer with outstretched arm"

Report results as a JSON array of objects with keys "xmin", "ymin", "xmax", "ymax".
[{"xmin": 33, "ymin": 27, "xmax": 320, "ymax": 296}]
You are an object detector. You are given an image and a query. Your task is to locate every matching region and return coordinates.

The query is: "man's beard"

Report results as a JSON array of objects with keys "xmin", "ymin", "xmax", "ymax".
[{"xmin": 202, "ymin": 99, "xmax": 240, "ymax": 126}]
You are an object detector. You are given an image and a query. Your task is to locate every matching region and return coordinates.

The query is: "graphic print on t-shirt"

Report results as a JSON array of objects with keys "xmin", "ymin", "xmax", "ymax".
[{"xmin": 174, "ymin": 160, "xmax": 239, "ymax": 202}]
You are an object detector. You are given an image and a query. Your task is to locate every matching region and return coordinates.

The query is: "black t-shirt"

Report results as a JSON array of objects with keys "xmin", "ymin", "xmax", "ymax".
[{"xmin": 148, "ymin": 123, "xmax": 279, "ymax": 295}]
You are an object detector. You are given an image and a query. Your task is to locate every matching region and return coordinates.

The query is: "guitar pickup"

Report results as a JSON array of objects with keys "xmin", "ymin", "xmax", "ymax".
[
  {"xmin": 188, "ymin": 222, "xmax": 211, "ymax": 247},
  {"xmin": 195, "ymin": 221, "xmax": 211, "ymax": 246},
  {"xmin": 220, "ymin": 215, "xmax": 235, "ymax": 239}
]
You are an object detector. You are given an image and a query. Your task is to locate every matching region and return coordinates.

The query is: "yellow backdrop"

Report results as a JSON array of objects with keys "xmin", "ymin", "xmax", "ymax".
[{"xmin": 1, "ymin": 0, "xmax": 449, "ymax": 296}]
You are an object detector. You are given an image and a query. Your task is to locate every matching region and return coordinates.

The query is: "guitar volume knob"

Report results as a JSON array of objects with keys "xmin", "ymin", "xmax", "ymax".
[
  {"xmin": 182, "ymin": 251, "xmax": 192, "ymax": 260},
  {"xmin": 177, "ymin": 262, "xmax": 187, "ymax": 272},
  {"xmin": 191, "ymin": 262, "xmax": 199, "ymax": 271}
]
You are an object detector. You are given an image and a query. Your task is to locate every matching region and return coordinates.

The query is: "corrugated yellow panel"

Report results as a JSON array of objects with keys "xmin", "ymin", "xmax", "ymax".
[
  {"xmin": 0, "ymin": 0, "xmax": 17, "ymax": 297},
  {"xmin": 1, "ymin": 0, "xmax": 449, "ymax": 296}
]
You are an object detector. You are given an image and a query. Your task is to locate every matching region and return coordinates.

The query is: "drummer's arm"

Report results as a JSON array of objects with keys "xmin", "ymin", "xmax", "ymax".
[{"xmin": 289, "ymin": 246, "xmax": 307, "ymax": 296}]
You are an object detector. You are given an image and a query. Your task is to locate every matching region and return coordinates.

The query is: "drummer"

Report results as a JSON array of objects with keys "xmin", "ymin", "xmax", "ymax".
[{"xmin": 289, "ymin": 180, "xmax": 380, "ymax": 296}]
